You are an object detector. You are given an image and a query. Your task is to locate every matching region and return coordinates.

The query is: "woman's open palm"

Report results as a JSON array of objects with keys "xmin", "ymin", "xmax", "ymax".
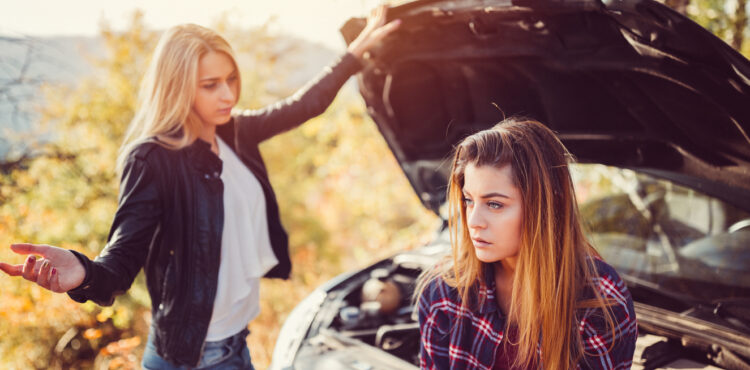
[{"xmin": 0, "ymin": 244, "xmax": 85, "ymax": 293}]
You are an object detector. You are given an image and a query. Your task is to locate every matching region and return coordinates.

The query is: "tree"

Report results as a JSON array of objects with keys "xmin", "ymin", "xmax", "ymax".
[
  {"xmin": 731, "ymin": 0, "xmax": 748, "ymax": 51},
  {"xmin": 0, "ymin": 10, "xmax": 436, "ymax": 369},
  {"xmin": 0, "ymin": 12, "xmax": 158, "ymax": 369},
  {"xmin": 665, "ymin": 0, "xmax": 690, "ymax": 14},
  {"xmin": 676, "ymin": 0, "xmax": 750, "ymax": 56}
]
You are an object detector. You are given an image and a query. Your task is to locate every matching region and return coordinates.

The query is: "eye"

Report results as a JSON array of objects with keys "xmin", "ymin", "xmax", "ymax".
[
  {"xmin": 462, "ymin": 197, "xmax": 474, "ymax": 207},
  {"xmin": 487, "ymin": 201, "xmax": 504, "ymax": 210},
  {"xmin": 202, "ymin": 83, "xmax": 217, "ymax": 89},
  {"xmin": 228, "ymin": 75, "xmax": 238, "ymax": 83}
]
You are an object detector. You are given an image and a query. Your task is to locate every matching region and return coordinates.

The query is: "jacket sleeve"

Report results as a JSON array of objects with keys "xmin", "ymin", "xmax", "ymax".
[
  {"xmin": 577, "ymin": 271, "xmax": 638, "ymax": 370},
  {"xmin": 67, "ymin": 154, "xmax": 162, "ymax": 306},
  {"xmin": 233, "ymin": 52, "xmax": 362, "ymax": 144},
  {"xmin": 418, "ymin": 278, "xmax": 453, "ymax": 370}
]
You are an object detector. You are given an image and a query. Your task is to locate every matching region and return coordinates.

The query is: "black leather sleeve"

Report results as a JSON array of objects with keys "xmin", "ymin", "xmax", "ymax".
[
  {"xmin": 68, "ymin": 154, "xmax": 162, "ymax": 306},
  {"xmin": 233, "ymin": 52, "xmax": 362, "ymax": 144}
]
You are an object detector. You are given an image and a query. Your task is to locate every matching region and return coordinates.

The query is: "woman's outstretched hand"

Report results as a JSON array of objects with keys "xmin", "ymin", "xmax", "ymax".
[
  {"xmin": 347, "ymin": 5, "xmax": 401, "ymax": 60},
  {"xmin": 0, "ymin": 244, "xmax": 85, "ymax": 293}
]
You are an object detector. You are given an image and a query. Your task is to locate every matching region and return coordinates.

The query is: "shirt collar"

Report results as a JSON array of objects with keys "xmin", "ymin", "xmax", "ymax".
[{"xmin": 478, "ymin": 262, "xmax": 503, "ymax": 317}]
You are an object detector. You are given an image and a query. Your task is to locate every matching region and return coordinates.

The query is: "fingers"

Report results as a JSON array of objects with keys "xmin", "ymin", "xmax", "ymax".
[
  {"xmin": 1, "ymin": 256, "xmax": 60, "ymax": 292},
  {"xmin": 367, "ymin": 4, "xmax": 399, "ymax": 39},
  {"xmin": 369, "ymin": 5, "xmax": 381, "ymax": 19},
  {"xmin": 49, "ymin": 268, "xmax": 62, "ymax": 293},
  {"xmin": 374, "ymin": 5, "xmax": 386, "ymax": 26},
  {"xmin": 36, "ymin": 259, "xmax": 53, "ymax": 289},
  {"xmin": 377, "ymin": 19, "xmax": 402, "ymax": 38},
  {"xmin": 0, "ymin": 262, "xmax": 23, "ymax": 277},
  {"xmin": 3, "ymin": 241, "xmax": 70, "ymax": 293},
  {"xmin": 11, "ymin": 243, "xmax": 50, "ymax": 258},
  {"xmin": 363, "ymin": 18, "xmax": 401, "ymax": 48},
  {"xmin": 2, "ymin": 244, "xmax": 47, "ymax": 279},
  {"xmin": 366, "ymin": 5, "xmax": 388, "ymax": 29},
  {"xmin": 22, "ymin": 255, "xmax": 38, "ymax": 281}
]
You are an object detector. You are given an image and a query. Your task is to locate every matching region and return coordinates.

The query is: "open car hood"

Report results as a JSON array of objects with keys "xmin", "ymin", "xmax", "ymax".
[{"xmin": 342, "ymin": 0, "xmax": 750, "ymax": 213}]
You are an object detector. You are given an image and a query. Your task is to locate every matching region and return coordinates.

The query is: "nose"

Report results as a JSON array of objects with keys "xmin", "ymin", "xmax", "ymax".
[
  {"xmin": 466, "ymin": 205, "xmax": 486, "ymax": 230},
  {"xmin": 219, "ymin": 81, "xmax": 236, "ymax": 103}
]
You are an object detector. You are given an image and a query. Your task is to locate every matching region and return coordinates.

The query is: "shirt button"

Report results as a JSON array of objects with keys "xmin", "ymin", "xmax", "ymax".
[
  {"xmin": 213, "ymin": 171, "xmax": 220, "ymax": 178},
  {"xmin": 204, "ymin": 174, "xmax": 210, "ymax": 179},
  {"xmin": 169, "ymin": 250, "xmax": 174, "ymax": 256},
  {"xmin": 159, "ymin": 303, "xmax": 164, "ymax": 310}
]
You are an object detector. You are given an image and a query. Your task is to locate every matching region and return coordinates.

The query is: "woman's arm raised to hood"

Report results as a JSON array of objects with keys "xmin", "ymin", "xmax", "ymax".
[{"xmin": 233, "ymin": 5, "xmax": 400, "ymax": 144}]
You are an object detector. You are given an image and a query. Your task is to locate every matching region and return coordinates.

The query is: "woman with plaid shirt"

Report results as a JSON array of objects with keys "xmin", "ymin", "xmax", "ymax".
[{"xmin": 416, "ymin": 119, "xmax": 638, "ymax": 369}]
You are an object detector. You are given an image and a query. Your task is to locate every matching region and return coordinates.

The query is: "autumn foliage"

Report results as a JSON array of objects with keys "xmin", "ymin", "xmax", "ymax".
[{"xmin": 0, "ymin": 12, "xmax": 437, "ymax": 369}]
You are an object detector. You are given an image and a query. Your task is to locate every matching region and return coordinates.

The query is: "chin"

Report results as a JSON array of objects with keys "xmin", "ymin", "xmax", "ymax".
[
  {"xmin": 215, "ymin": 117, "xmax": 232, "ymax": 125},
  {"xmin": 474, "ymin": 249, "xmax": 502, "ymax": 264},
  {"xmin": 475, "ymin": 246, "xmax": 520, "ymax": 264}
]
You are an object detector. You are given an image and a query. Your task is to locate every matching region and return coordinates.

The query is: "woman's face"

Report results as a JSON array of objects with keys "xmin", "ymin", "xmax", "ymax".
[
  {"xmin": 462, "ymin": 163, "xmax": 524, "ymax": 265},
  {"xmin": 193, "ymin": 51, "xmax": 239, "ymax": 126}
]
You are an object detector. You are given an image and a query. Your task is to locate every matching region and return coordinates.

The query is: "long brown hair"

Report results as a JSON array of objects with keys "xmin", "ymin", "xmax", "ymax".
[{"xmin": 417, "ymin": 118, "xmax": 616, "ymax": 369}]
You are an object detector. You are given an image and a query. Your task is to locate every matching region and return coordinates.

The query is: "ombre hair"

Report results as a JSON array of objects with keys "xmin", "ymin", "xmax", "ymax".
[
  {"xmin": 417, "ymin": 118, "xmax": 617, "ymax": 369},
  {"xmin": 116, "ymin": 24, "xmax": 240, "ymax": 173}
]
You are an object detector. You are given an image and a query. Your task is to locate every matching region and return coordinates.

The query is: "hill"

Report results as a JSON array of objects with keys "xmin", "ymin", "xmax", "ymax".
[{"xmin": 0, "ymin": 32, "xmax": 340, "ymax": 158}]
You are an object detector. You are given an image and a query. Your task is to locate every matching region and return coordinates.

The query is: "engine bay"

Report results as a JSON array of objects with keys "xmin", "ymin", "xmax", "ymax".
[{"xmin": 290, "ymin": 251, "xmax": 750, "ymax": 370}]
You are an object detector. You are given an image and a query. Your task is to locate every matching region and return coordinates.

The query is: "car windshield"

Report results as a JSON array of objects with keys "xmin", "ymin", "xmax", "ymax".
[{"xmin": 571, "ymin": 164, "xmax": 750, "ymax": 309}]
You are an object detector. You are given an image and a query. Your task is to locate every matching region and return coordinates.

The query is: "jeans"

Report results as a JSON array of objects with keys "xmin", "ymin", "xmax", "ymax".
[{"xmin": 141, "ymin": 327, "xmax": 254, "ymax": 370}]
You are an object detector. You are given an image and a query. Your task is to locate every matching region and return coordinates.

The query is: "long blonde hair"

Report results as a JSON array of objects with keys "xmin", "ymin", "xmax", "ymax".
[
  {"xmin": 418, "ymin": 118, "xmax": 617, "ymax": 369},
  {"xmin": 116, "ymin": 24, "xmax": 240, "ymax": 173}
]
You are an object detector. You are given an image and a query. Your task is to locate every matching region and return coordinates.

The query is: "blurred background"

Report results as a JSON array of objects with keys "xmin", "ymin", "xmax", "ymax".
[{"xmin": 0, "ymin": 0, "xmax": 748, "ymax": 368}]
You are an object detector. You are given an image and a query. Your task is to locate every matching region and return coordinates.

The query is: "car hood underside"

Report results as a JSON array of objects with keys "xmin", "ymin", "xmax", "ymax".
[{"xmin": 342, "ymin": 0, "xmax": 750, "ymax": 213}]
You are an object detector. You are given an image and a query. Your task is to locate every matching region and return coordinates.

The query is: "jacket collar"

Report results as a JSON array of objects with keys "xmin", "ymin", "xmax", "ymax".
[{"xmin": 185, "ymin": 137, "xmax": 223, "ymax": 177}]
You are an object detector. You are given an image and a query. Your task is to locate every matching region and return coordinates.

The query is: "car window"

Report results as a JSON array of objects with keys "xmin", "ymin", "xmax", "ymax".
[{"xmin": 571, "ymin": 164, "xmax": 750, "ymax": 304}]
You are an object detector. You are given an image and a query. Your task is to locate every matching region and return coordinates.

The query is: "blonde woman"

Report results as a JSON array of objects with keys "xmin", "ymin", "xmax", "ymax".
[
  {"xmin": 417, "ymin": 119, "xmax": 638, "ymax": 369},
  {"xmin": 0, "ymin": 7, "xmax": 399, "ymax": 369}
]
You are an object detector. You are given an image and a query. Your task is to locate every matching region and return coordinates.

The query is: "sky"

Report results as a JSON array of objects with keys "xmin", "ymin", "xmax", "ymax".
[{"xmin": 0, "ymin": 0, "xmax": 386, "ymax": 50}]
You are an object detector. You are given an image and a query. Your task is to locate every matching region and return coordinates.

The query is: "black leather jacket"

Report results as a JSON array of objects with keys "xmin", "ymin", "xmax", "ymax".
[{"xmin": 66, "ymin": 53, "xmax": 361, "ymax": 366}]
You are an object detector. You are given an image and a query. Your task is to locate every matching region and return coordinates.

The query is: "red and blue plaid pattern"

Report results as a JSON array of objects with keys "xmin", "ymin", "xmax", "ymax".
[{"xmin": 418, "ymin": 259, "xmax": 638, "ymax": 369}]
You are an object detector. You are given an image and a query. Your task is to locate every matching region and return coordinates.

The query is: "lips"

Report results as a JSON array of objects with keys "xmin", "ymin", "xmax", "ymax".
[
  {"xmin": 472, "ymin": 236, "xmax": 491, "ymax": 247},
  {"xmin": 217, "ymin": 108, "xmax": 232, "ymax": 115}
]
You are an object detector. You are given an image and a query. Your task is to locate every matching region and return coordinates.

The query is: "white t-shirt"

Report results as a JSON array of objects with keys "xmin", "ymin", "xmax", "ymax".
[{"xmin": 205, "ymin": 137, "xmax": 279, "ymax": 341}]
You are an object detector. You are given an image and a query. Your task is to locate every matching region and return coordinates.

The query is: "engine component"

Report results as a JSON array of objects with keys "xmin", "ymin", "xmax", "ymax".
[{"xmin": 361, "ymin": 269, "xmax": 403, "ymax": 315}]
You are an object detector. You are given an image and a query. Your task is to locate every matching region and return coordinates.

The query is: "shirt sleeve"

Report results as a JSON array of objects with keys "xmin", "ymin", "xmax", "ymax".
[
  {"xmin": 577, "ymin": 268, "xmax": 638, "ymax": 370},
  {"xmin": 418, "ymin": 277, "xmax": 453, "ymax": 370},
  {"xmin": 232, "ymin": 52, "xmax": 362, "ymax": 145},
  {"xmin": 67, "ymin": 153, "xmax": 162, "ymax": 306}
]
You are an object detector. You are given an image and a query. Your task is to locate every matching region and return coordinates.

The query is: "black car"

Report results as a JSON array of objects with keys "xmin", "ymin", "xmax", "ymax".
[{"xmin": 271, "ymin": 0, "xmax": 750, "ymax": 369}]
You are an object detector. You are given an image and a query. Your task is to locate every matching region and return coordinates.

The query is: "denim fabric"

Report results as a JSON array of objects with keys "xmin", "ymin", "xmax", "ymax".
[{"xmin": 142, "ymin": 327, "xmax": 254, "ymax": 370}]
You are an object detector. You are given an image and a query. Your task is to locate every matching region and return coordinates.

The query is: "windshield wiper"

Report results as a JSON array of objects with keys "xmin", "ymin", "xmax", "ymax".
[
  {"xmin": 620, "ymin": 272, "xmax": 700, "ymax": 306},
  {"xmin": 621, "ymin": 273, "xmax": 750, "ymax": 334},
  {"xmin": 711, "ymin": 297, "xmax": 750, "ymax": 332}
]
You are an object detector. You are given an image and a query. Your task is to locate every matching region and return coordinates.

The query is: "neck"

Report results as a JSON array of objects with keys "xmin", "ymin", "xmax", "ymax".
[
  {"xmin": 492, "ymin": 258, "xmax": 518, "ymax": 318},
  {"xmin": 493, "ymin": 257, "xmax": 517, "ymax": 288},
  {"xmin": 198, "ymin": 123, "xmax": 216, "ymax": 143},
  {"xmin": 499, "ymin": 256, "xmax": 518, "ymax": 275}
]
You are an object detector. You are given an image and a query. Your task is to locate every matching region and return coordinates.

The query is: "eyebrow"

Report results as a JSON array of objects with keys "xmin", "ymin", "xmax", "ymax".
[
  {"xmin": 199, "ymin": 70, "xmax": 238, "ymax": 82},
  {"xmin": 463, "ymin": 190, "xmax": 510, "ymax": 199}
]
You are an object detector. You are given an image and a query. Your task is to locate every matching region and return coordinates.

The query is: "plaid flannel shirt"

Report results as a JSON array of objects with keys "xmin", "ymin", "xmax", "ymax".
[{"xmin": 418, "ymin": 258, "xmax": 638, "ymax": 369}]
